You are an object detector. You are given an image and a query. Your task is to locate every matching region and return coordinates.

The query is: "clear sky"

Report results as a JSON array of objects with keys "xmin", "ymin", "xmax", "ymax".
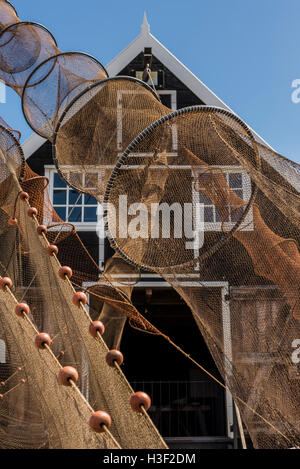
[{"xmin": 2, "ymin": 0, "xmax": 300, "ymax": 163}]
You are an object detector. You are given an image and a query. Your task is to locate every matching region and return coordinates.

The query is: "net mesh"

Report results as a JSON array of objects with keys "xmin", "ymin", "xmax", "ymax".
[
  {"xmin": 0, "ymin": 122, "xmax": 167, "ymax": 448},
  {"xmin": 0, "ymin": 0, "xmax": 299, "ymax": 450},
  {"xmin": 104, "ymin": 107, "xmax": 300, "ymax": 448}
]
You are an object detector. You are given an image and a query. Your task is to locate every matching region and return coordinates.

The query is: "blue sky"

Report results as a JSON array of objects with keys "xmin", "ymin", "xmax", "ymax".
[{"xmin": 2, "ymin": 0, "xmax": 300, "ymax": 163}]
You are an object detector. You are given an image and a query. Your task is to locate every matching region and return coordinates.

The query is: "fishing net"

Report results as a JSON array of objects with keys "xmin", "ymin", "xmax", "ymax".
[
  {"xmin": 103, "ymin": 106, "xmax": 300, "ymax": 448},
  {"xmin": 53, "ymin": 76, "xmax": 169, "ymax": 201},
  {"xmin": 22, "ymin": 52, "xmax": 108, "ymax": 139},
  {"xmin": 0, "ymin": 124, "xmax": 121, "ymax": 449},
  {"xmin": 0, "ymin": 1, "xmax": 18, "ymax": 32},
  {"xmin": 0, "ymin": 0, "xmax": 299, "ymax": 450},
  {"xmin": 0, "ymin": 122, "xmax": 167, "ymax": 448}
]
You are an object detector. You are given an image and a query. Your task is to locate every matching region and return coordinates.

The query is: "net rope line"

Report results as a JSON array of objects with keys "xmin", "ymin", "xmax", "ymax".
[
  {"xmin": 0, "ymin": 122, "xmax": 167, "ymax": 448},
  {"xmin": 18, "ymin": 191, "xmax": 83, "ymax": 303},
  {"xmin": 19, "ymin": 164, "xmax": 140, "ymax": 313},
  {"xmin": 75, "ymin": 279, "xmax": 293, "ymax": 446},
  {"xmin": 33, "ymin": 176, "xmax": 167, "ymax": 446},
  {"xmin": 24, "ymin": 196, "xmax": 167, "ymax": 449},
  {"xmin": 1, "ymin": 190, "xmax": 166, "ymax": 448},
  {"xmin": 0, "ymin": 182, "xmax": 122, "ymax": 448},
  {"xmin": 0, "ymin": 276, "xmax": 121, "ymax": 449},
  {"xmin": 3, "ymin": 150, "xmax": 241, "ymax": 447}
]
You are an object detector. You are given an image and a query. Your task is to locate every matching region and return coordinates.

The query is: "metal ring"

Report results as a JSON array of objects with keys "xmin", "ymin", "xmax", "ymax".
[
  {"xmin": 0, "ymin": 123, "xmax": 25, "ymax": 182},
  {"xmin": 21, "ymin": 51, "xmax": 109, "ymax": 137},
  {"xmin": 0, "ymin": 21, "xmax": 58, "ymax": 47},
  {"xmin": 103, "ymin": 105, "xmax": 260, "ymax": 272},
  {"xmin": 3, "ymin": 0, "xmax": 18, "ymax": 17},
  {"xmin": 52, "ymin": 75, "xmax": 161, "ymax": 194}
]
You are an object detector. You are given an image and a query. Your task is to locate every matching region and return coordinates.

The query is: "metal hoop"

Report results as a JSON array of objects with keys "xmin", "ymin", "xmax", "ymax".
[
  {"xmin": 0, "ymin": 123, "xmax": 25, "ymax": 182},
  {"xmin": 3, "ymin": 0, "xmax": 18, "ymax": 17},
  {"xmin": 52, "ymin": 75, "xmax": 161, "ymax": 194},
  {"xmin": 103, "ymin": 105, "xmax": 260, "ymax": 272},
  {"xmin": 21, "ymin": 51, "xmax": 109, "ymax": 137}
]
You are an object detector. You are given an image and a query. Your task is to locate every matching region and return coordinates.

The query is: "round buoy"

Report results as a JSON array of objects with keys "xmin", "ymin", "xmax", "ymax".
[
  {"xmin": 58, "ymin": 366, "xmax": 78, "ymax": 386},
  {"xmin": 19, "ymin": 192, "xmax": 29, "ymax": 201},
  {"xmin": 89, "ymin": 411, "xmax": 111, "ymax": 433},
  {"xmin": 37, "ymin": 225, "xmax": 47, "ymax": 235},
  {"xmin": 46, "ymin": 245, "xmax": 58, "ymax": 256},
  {"xmin": 15, "ymin": 303, "xmax": 30, "ymax": 317},
  {"xmin": 72, "ymin": 292, "xmax": 87, "ymax": 306},
  {"xmin": 130, "ymin": 392, "xmax": 151, "ymax": 413},
  {"xmin": 27, "ymin": 207, "xmax": 38, "ymax": 218},
  {"xmin": 0, "ymin": 277, "xmax": 13, "ymax": 291},
  {"xmin": 35, "ymin": 333, "xmax": 52, "ymax": 349},
  {"xmin": 58, "ymin": 266, "xmax": 73, "ymax": 280},
  {"xmin": 8, "ymin": 218, "xmax": 18, "ymax": 226},
  {"xmin": 89, "ymin": 321, "xmax": 105, "ymax": 338},
  {"xmin": 106, "ymin": 350, "xmax": 124, "ymax": 367}
]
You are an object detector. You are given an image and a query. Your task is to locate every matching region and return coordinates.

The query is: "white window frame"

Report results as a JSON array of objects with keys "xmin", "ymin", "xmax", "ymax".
[
  {"xmin": 192, "ymin": 165, "xmax": 253, "ymax": 232},
  {"xmin": 157, "ymin": 90, "xmax": 177, "ymax": 110},
  {"xmin": 45, "ymin": 166, "xmax": 100, "ymax": 232},
  {"xmin": 117, "ymin": 89, "xmax": 178, "ymax": 152}
]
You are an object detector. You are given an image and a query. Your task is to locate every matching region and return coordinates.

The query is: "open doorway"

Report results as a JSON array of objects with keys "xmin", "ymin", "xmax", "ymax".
[{"xmin": 120, "ymin": 286, "xmax": 227, "ymax": 443}]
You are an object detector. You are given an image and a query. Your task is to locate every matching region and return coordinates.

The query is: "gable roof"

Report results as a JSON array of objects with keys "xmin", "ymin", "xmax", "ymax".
[{"xmin": 22, "ymin": 13, "xmax": 271, "ymax": 159}]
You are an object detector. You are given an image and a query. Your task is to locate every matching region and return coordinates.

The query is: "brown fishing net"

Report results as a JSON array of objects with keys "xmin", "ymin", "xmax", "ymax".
[
  {"xmin": 0, "ymin": 0, "xmax": 299, "ymax": 450},
  {"xmin": 53, "ymin": 76, "xmax": 169, "ymax": 200},
  {"xmin": 0, "ymin": 122, "xmax": 167, "ymax": 448},
  {"xmin": 104, "ymin": 107, "xmax": 300, "ymax": 448},
  {"xmin": 0, "ymin": 124, "xmax": 121, "ymax": 449},
  {"xmin": 0, "ymin": 1, "xmax": 18, "ymax": 32}
]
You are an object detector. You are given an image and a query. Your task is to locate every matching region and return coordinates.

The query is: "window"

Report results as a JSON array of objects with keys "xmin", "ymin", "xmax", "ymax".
[
  {"xmin": 135, "ymin": 70, "xmax": 158, "ymax": 85},
  {"xmin": 117, "ymin": 89, "xmax": 177, "ymax": 152},
  {"xmin": 157, "ymin": 90, "xmax": 177, "ymax": 110},
  {"xmin": 193, "ymin": 167, "xmax": 253, "ymax": 232},
  {"xmin": 45, "ymin": 168, "xmax": 99, "ymax": 230}
]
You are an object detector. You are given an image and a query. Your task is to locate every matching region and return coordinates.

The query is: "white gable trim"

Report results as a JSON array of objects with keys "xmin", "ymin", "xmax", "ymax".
[{"xmin": 22, "ymin": 133, "xmax": 46, "ymax": 160}]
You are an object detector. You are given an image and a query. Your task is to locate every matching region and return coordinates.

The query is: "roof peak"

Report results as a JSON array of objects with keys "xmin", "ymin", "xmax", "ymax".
[{"xmin": 141, "ymin": 11, "xmax": 150, "ymax": 35}]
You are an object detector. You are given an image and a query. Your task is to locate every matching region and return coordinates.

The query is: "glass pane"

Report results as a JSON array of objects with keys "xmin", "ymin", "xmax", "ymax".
[
  {"xmin": 229, "ymin": 173, "xmax": 242, "ymax": 188},
  {"xmin": 84, "ymin": 194, "xmax": 97, "ymax": 205},
  {"xmin": 233, "ymin": 189, "xmax": 243, "ymax": 200},
  {"xmin": 53, "ymin": 190, "xmax": 66, "ymax": 205},
  {"xmin": 69, "ymin": 190, "xmax": 82, "ymax": 205},
  {"xmin": 231, "ymin": 206, "xmax": 244, "ymax": 222},
  {"xmin": 69, "ymin": 172, "xmax": 83, "ymax": 188},
  {"xmin": 54, "ymin": 173, "xmax": 67, "ymax": 188},
  {"xmin": 204, "ymin": 206, "xmax": 214, "ymax": 222},
  {"xmin": 85, "ymin": 173, "xmax": 98, "ymax": 188},
  {"xmin": 215, "ymin": 209, "xmax": 221, "ymax": 222},
  {"xmin": 158, "ymin": 94, "xmax": 171, "ymax": 108},
  {"xmin": 84, "ymin": 207, "xmax": 97, "ymax": 222},
  {"xmin": 68, "ymin": 207, "xmax": 82, "ymax": 222},
  {"xmin": 199, "ymin": 193, "xmax": 212, "ymax": 204},
  {"xmin": 55, "ymin": 206, "xmax": 66, "ymax": 220}
]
